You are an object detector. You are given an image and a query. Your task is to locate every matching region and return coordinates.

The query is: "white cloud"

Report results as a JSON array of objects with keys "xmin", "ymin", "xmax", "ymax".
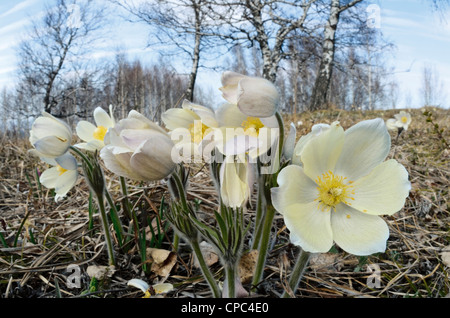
[{"xmin": 0, "ymin": 0, "xmax": 37, "ymax": 19}]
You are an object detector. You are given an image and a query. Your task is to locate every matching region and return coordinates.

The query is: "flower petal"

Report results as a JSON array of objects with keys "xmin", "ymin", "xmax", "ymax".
[
  {"xmin": 334, "ymin": 118, "xmax": 391, "ymax": 181},
  {"xmin": 237, "ymin": 77, "xmax": 279, "ymax": 117},
  {"xmin": 54, "ymin": 170, "xmax": 78, "ymax": 197},
  {"xmin": 55, "ymin": 153, "xmax": 78, "ymax": 170},
  {"xmin": 94, "ymin": 107, "xmax": 114, "ymax": 128},
  {"xmin": 219, "ymin": 71, "xmax": 246, "ymax": 104},
  {"xmin": 292, "ymin": 123, "xmax": 330, "ymax": 166},
  {"xmin": 271, "ymin": 165, "xmax": 318, "ymax": 212},
  {"xmin": 215, "ymin": 103, "xmax": 247, "ymax": 128},
  {"xmin": 161, "ymin": 108, "xmax": 198, "ymax": 130},
  {"xmin": 219, "ymin": 155, "xmax": 250, "ymax": 208},
  {"xmin": 39, "ymin": 167, "xmax": 60, "ymax": 189},
  {"xmin": 282, "ymin": 201, "xmax": 334, "ymax": 253},
  {"xmin": 300, "ymin": 122, "xmax": 344, "ymax": 181},
  {"xmin": 33, "ymin": 135, "xmax": 70, "ymax": 158},
  {"xmin": 130, "ymin": 138, "xmax": 176, "ymax": 181},
  {"xmin": 351, "ymin": 159, "xmax": 411, "ymax": 215},
  {"xmin": 100, "ymin": 146, "xmax": 143, "ymax": 180},
  {"xmin": 331, "ymin": 204, "xmax": 389, "ymax": 255},
  {"xmin": 76, "ymin": 121, "xmax": 96, "ymax": 142}
]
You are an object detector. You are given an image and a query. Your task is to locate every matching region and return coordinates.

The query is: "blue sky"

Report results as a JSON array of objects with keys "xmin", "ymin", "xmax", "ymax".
[{"xmin": 0, "ymin": 0, "xmax": 449, "ymax": 109}]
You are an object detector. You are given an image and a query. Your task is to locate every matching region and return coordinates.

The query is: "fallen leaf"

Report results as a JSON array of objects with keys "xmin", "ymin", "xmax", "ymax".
[
  {"xmin": 86, "ymin": 265, "xmax": 116, "ymax": 280},
  {"xmin": 309, "ymin": 253, "xmax": 341, "ymax": 272},
  {"xmin": 147, "ymin": 248, "xmax": 177, "ymax": 277},
  {"xmin": 239, "ymin": 250, "xmax": 258, "ymax": 284},
  {"xmin": 193, "ymin": 241, "xmax": 219, "ymax": 268},
  {"xmin": 441, "ymin": 246, "xmax": 450, "ymax": 267}
]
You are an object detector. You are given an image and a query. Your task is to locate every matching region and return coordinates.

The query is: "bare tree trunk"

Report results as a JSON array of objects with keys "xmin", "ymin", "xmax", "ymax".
[
  {"xmin": 186, "ymin": 1, "xmax": 202, "ymax": 102},
  {"xmin": 309, "ymin": 0, "xmax": 363, "ymax": 111}
]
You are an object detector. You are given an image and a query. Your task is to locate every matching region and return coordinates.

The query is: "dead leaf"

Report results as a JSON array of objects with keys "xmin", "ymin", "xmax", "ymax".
[
  {"xmin": 309, "ymin": 253, "xmax": 342, "ymax": 272},
  {"xmin": 86, "ymin": 265, "xmax": 116, "ymax": 280},
  {"xmin": 193, "ymin": 241, "xmax": 219, "ymax": 268},
  {"xmin": 441, "ymin": 246, "xmax": 450, "ymax": 267},
  {"xmin": 239, "ymin": 250, "xmax": 258, "ymax": 284},
  {"xmin": 147, "ymin": 248, "xmax": 177, "ymax": 277}
]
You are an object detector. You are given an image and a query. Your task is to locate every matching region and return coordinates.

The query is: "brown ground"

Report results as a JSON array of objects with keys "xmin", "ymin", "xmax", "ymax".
[{"xmin": 0, "ymin": 107, "xmax": 449, "ymax": 298}]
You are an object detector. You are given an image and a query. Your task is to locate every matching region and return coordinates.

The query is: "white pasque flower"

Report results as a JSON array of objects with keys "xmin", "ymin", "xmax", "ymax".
[
  {"xmin": 393, "ymin": 110, "xmax": 412, "ymax": 130},
  {"xmin": 37, "ymin": 152, "xmax": 78, "ymax": 202},
  {"xmin": 29, "ymin": 112, "xmax": 72, "ymax": 158},
  {"xmin": 219, "ymin": 153, "xmax": 254, "ymax": 209},
  {"xmin": 162, "ymin": 100, "xmax": 218, "ymax": 163},
  {"xmin": 75, "ymin": 106, "xmax": 115, "ymax": 151},
  {"xmin": 127, "ymin": 278, "xmax": 173, "ymax": 298},
  {"xmin": 386, "ymin": 111, "xmax": 412, "ymax": 132},
  {"xmin": 219, "ymin": 71, "xmax": 279, "ymax": 118},
  {"xmin": 271, "ymin": 118, "xmax": 411, "ymax": 256},
  {"xmin": 100, "ymin": 110, "xmax": 176, "ymax": 182}
]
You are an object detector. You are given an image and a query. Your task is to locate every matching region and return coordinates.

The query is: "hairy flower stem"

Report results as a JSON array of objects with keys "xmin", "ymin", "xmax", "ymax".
[
  {"xmin": 96, "ymin": 192, "xmax": 116, "ymax": 266},
  {"xmin": 223, "ymin": 262, "xmax": 238, "ymax": 298},
  {"xmin": 191, "ymin": 238, "xmax": 221, "ymax": 298},
  {"xmin": 281, "ymin": 248, "xmax": 310, "ymax": 298},
  {"xmin": 251, "ymin": 203, "xmax": 276, "ymax": 292},
  {"xmin": 169, "ymin": 170, "xmax": 220, "ymax": 297}
]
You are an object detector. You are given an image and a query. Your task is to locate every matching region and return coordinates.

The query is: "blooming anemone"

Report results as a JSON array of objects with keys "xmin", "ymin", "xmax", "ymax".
[
  {"xmin": 37, "ymin": 152, "xmax": 79, "ymax": 202},
  {"xmin": 29, "ymin": 112, "xmax": 72, "ymax": 158},
  {"xmin": 75, "ymin": 106, "xmax": 115, "ymax": 151},
  {"xmin": 100, "ymin": 110, "xmax": 176, "ymax": 182},
  {"xmin": 271, "ymin": 119, "xmax": 411, "ymax": 255},
  {"xmin": 162, "ymin": 100, "xmax": 218, "ymax": 163},
  {"xmin": 393, "ymin": 111, "xmax": 412, "ymax": 130}
]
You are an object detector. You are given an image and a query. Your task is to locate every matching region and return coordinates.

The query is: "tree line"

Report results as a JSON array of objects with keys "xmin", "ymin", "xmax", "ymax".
[{"xmin": 0, "ymin": 0, "xmax": 446, "ymax": 136}]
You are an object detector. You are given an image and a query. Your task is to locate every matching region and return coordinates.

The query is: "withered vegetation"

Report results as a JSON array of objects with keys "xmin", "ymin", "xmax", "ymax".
[{"xmin": 0, "ymin": 107, "xmax": 449, "ymax": 298}]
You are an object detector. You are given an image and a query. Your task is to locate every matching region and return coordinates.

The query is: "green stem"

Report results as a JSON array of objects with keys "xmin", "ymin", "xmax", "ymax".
[
  {"xmin": 104, "ymin": 188, "xmax": 124, "ymax": 248},
  {"xmin": 251, "ymin": 204, "xmax": 276, "ymax": 292},
  {"xmin": 275, "ymin": 111, "xmax": 285, "ymax": 164},
  {"xmin": 191, "ymin": 238, "xmax": 221, "ymax": 298},
  {"xmin": 281, "ymin": 248, "xmax": 310, "ymax": 298},
  {"xmin": 251, "ymin": 173, "xmax": 266, "ymax": 250},
  {"xmin": 119, "ymin": 176, "xmax": 132, "ymax": 220},
  {"xmin": 69, "ymin": 146, "xmax": 93, "ymax": 171},
  {"xmin": 96, "ymin": 192, "xmax": 116, "ymax": 266},
  {"xmin": 171, "ymin": 173, "xmax": 189, "ymax": 211},
  {"xmin": 224, "ymin": 262, "xmax": 237, "ymax": 298}
]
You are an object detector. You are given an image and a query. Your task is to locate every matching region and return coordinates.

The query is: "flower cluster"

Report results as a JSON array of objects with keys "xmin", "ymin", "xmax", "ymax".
[{"xmin": 28, "ymin": 71, "xmax": 410, "ymax": 298}]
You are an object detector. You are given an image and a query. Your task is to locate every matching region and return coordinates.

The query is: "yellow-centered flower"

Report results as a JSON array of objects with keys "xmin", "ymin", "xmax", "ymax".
[
  {"xmin": 271, "ymin": 119, "xmax": 411, "ymax": 255},
  {"xmin": 75, "ymin": 105, "xmax": 115, "ymax": 151}
]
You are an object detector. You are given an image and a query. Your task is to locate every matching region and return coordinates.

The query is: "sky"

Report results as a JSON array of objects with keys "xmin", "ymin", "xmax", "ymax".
[{"xmin": 0, "ymin": 0, "xmax": 449, "ymax": 109}]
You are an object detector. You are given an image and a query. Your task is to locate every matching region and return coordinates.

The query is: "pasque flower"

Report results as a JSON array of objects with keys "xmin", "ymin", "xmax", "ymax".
[
  {"xmin": 100, "ymin": 110, "xmax": 176, "ymax": 182},
  {"xmin": 220, "ymin": 71, "xmax": 279, "ymax": 118},
  {"xmin": 162, "ymin": 100, "xmax": 218, "ymax": 162},
  {"xmin": 29, "ymin": 112, "xmax": 72, "ymax": 158},
  {"xmin": 36, "ymin": 152, "xmax": 79, "ymax": 202},
  {"xmin": 75, "ymin": 105, "xmax": 115, "ymax": 151},
  {"xmin": 219, "ymin": 154, "xmax": 254, "ymax": 209},
  {"xmin": 386, "ymin": 111, "xmax": 412, "ymax": 132},
  {"xmin": 271, "ymin": 118, "xmax": 411, "ymax": 255}
]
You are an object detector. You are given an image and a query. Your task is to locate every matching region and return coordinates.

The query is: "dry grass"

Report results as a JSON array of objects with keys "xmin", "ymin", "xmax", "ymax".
[{"xmin": 0, "ymin": 107, "xmax": 449, "ymax": 298}]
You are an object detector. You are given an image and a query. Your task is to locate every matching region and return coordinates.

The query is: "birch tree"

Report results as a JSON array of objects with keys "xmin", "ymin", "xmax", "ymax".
[
  {"xmin": 209, "ymin": 0, "xmax": 317, "ymax": 82},
  {"xmin": 17, "ymin": 0, "xmax": 106, "ymax": 116},
  {"xmin": 309, "ymin": 0, "xmax": 364, "ymax": 111},
  {"xmin": 111, "ymin": 0, "xmax": 219, "ymax": 102}
]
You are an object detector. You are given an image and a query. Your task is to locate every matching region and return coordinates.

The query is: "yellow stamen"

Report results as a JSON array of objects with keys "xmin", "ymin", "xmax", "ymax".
[
  {"xmin": 93, "ymin": 125, "xmax": 108, "ymax": 141},
  {"xmin": 401, "ymin": 116, "xmax": 408, "ymax": 123},
  {"xmin": 56, "ymin": 165, "xmax": 67, "ymax": 176},
  {"xmin": 315, "ymin": 170, "xmax": 354, "ymax": 212},
  {"xmin": 241, "ymin": 117, "xmax": 265, "ymax": 137},
  {"xmin": 189, "ymin": 121, "xmax": 210, "ymax": 144}
]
